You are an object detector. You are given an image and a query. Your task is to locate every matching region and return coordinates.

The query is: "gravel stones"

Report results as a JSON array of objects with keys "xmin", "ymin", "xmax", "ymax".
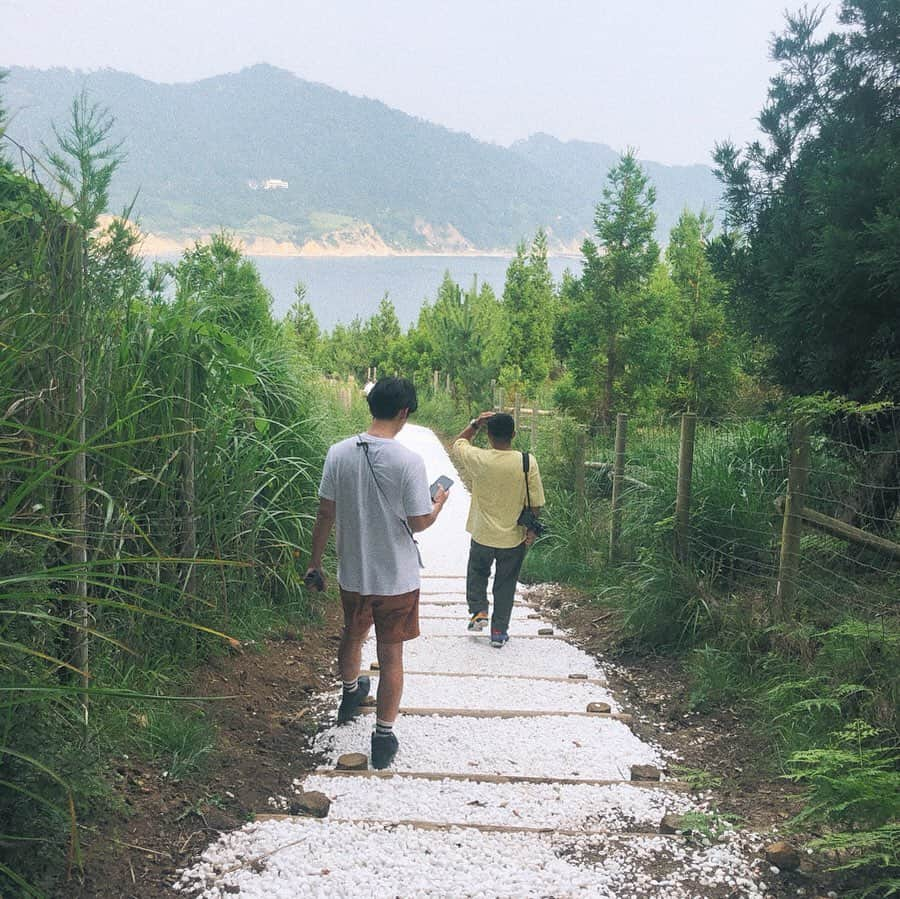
[
  {"xmin": 301, "ymin": 774, "xmax": 696, "ymax": 831},
  {"xmin": 365, "ymin": 633, "xmax": 603, "ymax": 678},
  {"xmin": 418, "ymin": 616, "xmax": 558, "ymax": 637},
  {"xmin": 316, "ymin": 714, "xmax": 663, "ymax": 780},
  {"xmin": 418, "ymin": 602, "xmax": 534, "ymax": 620},
  {"xmin": 373, "ymin": 672, "xmax": 618, "ymax": 713},
  {"xmin": 175, "ymin": 819, "xmax": 768, "ymax": 899}
]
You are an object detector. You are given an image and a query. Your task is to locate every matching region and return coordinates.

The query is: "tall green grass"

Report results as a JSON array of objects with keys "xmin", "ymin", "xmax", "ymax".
[{"xmin": 0, "ymin": 168, "xmax": 342, "ymax": 893}]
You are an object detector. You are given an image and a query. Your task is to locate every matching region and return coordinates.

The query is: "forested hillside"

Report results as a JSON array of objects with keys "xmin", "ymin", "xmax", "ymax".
[{"xmin": 3, "ymin": 64, "xmax": 721, "ymax": 252}]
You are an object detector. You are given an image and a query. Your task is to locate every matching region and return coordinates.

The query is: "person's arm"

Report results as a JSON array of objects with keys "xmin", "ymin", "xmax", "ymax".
[
  {"xmin": 523, "ymin": 506, "xmax": 543, "ymax": 546},
  {"xmin": 523, "ymin": 457, "xmax": 546, "ymax": 546},
  {"xmin": 305, "ymin": 497, "xmax": 336, "ymax": 589},
  {"xmin": 408, "ymin": 487, "xmax": 449, "ymax": 533},
  {"xmin": 455, "ymin": 410, "xmax": 494, "ymax": 444}
]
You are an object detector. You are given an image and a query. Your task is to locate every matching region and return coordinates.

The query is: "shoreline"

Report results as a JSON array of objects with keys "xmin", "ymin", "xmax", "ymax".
[{"xmin": 133, "ymin": 230, "xmax": 583, "ymax": 261}]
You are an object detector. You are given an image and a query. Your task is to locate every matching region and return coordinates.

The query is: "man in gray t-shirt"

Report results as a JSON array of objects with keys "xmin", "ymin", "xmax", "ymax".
[{"xmin": 306, "ymin": 378, "xmax": 449, "ymax": 769}]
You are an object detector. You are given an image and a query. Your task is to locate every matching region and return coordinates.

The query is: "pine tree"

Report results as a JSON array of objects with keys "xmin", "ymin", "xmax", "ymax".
[
  {"xmin": 564, "ymin": 152, "xmax": 659, "ymax": 424},
  {"xmin": 713, "ymin": 0, "xmax": 900, "ymax": 400}
]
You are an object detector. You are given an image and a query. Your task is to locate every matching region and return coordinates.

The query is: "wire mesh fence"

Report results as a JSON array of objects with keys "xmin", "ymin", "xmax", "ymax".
[{"xmin": 526, "ymin": 404, "xmax": 899, "ymax": 625}]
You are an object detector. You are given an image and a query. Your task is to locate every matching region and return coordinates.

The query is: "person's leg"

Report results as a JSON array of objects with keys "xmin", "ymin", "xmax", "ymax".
[
  {"xmin": 490, "ymin": 542, "xmax": 528, "ymax": 634},
  {"xmin": 369, "ymin": 590, "xmax": 418, "ymax": 769},
  {"xmin": 338, "ymin": 590, "xmax": 373, "ymax": 682},
  {"xmin": 338, "ymin": 628, "xmax": 368, "ymax": 683},
  {"xmin": 466, "ymin": 540, "xmax": 492, "ymax": 616},
  {"xmin": 374, "ymin": 639, "xmax": 404, "ymax": 723},
  {"xmin": 337, "ymin": 590, "xmax": 373, "ymax": 723}
]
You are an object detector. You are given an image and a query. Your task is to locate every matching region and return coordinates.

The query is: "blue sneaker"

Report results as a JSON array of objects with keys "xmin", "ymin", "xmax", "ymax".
[{"xmin": 490, "ymin": 629, "xmax": 509, "ymax": 649}]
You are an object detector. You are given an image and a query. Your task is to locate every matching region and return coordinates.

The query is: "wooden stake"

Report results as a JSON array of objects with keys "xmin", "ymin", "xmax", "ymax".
[
  {"xmin": 609, "ymin": 413, "xmax": 627, "ymax": 562},
  {"xmin": 574, "ymin": 431, "xmax": 587, "ymax": 507},
  {"xmin": 775, "ymin": 420, "xmax": 810, "ymax": 619},
  {"xmin": 674, "ymin": 413, "xmax": 697, "ymax": 563}
]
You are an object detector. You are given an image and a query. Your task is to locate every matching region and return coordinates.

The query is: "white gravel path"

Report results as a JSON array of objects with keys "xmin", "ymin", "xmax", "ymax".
[
  {"xmin": 363, "ymin": 632, "xmax": 604, "ymax": 678},
  {"xmin": 175, "ymin": 819, "xmax": 767, "ymax": 899},
  {"xmin": 418, "ymin": 602, "xmax": 537, "ymax": 620},
  {"xmin": 291, "ymin": 774, "xmax": 697, "ymax": 830},
  {"xmin": 373, "ymin": 672, "xmax": 618, "ymax": 712},
  {"xmin": 314, "ymin": 713, "xmax": 663, "ymax": 779},
  {"xmin": 418, "ymin": 616, "xmax": 561, "ymax": 637},
  {"xmin": 177, "ymin": 424, "xmax": 770, "ymax": 898}
]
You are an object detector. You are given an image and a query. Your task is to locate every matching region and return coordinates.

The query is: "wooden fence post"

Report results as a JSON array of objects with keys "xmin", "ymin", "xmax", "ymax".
[
  {"xmin": 433, "ymin": 370, "xmax": 439, "ymax": 394},
  {"xmin": 609, "ymin": 413, "xmax": 628, "ymax": 562},
  {"xmin": 514, "ymin": 391, "xmax": 521, "ymax": 431},
  {"xmin": 530, "ymin": 404, "xmax": 538, "ymax": 451},
  {"xmin": 674, "ymin": 413, "xmax": 698, "ymax": 563},
  {"xmin": 776, "ymin": 420, "xmax": 810, "ymax": 619},
  {"xmin": 574, "ymin": 430, "xmax": 587, "ymax": 506},
  {"xmin": 445, "ymin": 372, "xmax": 451, "ymax": 392}
]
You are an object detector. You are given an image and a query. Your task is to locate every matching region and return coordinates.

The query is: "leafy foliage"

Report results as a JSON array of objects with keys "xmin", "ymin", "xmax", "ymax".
[
  {"xmin": 500, "ymin": 231, "xmax": 555, "ymax": 392},
  {"xmin": 713, "ymin": 1, "xmax": 900, "ymax": 401}
]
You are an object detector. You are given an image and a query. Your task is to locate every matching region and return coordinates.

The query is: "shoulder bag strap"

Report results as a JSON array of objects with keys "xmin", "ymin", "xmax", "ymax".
[
  {"xmin": 357, "ymin": 436, "xmax": 423, "ymax": 566},
  {"xmin": 522, "ymin": 451, "xmax": 533, "ymax": 510}
]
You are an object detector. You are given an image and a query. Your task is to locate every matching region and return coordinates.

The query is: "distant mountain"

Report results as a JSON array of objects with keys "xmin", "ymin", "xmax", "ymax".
[{"xmin": 2, "ymin": 65, "xmax": 722, "ymax": 253}]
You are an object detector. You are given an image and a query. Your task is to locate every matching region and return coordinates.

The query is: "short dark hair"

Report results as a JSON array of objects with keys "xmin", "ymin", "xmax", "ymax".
[
  {"xmin": 487, "ymin": 412, "xmax": 515, "ymax": 443},
  {"xmin": 367, "ymin": 377, "xmax": 418, "ymax": 420}
]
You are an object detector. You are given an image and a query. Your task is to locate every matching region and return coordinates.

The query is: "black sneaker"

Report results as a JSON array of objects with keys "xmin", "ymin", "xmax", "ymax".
[
  {"xmin": 337, "ymin": 676, "xmax": 370, "ymax": 724},
  {"xmin": 371, "ymin": 731, "xmax": 399, "ymax": 769}
]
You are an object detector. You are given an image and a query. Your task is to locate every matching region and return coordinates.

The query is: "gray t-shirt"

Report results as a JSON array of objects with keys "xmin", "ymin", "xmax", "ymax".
[{"xmin": 318, "ymin": 433, "xmax": 433, "ymax": 596}]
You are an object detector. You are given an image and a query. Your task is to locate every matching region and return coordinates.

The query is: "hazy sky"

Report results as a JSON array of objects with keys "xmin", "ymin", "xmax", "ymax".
[{"xmin": 1, "ymin": 0, "xmax": 840, "ymax": 166}]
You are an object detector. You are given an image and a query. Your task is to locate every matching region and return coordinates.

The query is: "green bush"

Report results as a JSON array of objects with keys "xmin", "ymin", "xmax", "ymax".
[{"xmin": 788, "ymin": 720, "xmax": 899, "ymax": 897}]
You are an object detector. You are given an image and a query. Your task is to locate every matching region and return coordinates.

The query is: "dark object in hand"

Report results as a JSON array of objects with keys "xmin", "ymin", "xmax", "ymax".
[
  {"xmin": 517, "ymin": 507, "xmax": 546, "ymax": 537},
  {"xmin": 430, "ymin": 475, "xmax": 453, "ymax": 500},
  {"xmin": 304, "ymin": 568, "xmax": 325, "ymax": 591}
]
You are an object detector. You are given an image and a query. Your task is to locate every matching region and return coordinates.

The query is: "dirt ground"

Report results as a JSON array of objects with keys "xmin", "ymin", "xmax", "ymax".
[
  {"xmin": 61, "ymin": 585, "xmax": 847, "ymax": 898},
  {"xmin": 63, "ymin": 602, "xmax": 344, "ymax": 899}
]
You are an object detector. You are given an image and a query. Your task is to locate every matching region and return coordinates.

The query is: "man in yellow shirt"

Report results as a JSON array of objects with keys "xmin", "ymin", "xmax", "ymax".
[{"xmin": 450, "ymin": 412, "xmax": 545, "ymax": 647}]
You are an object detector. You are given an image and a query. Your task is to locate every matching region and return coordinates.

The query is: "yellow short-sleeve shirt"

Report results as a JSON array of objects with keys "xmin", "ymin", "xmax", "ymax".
[{"xmin": 451, "ymin": 439, "xmax": 546, "ymax": 549}]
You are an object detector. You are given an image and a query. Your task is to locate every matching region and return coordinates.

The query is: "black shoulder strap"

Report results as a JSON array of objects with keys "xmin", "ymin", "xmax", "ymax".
[
  {"xmin": 357, "ymin": 436, "xmax": 422, "ymax": 565},
  {"xmin": 522, "ymin": 452, "xmax": 532, "ymax": 509}
]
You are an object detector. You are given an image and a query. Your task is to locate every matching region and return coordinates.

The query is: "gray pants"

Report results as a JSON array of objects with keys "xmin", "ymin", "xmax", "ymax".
[{"xmin": 466, "ymin": 539, "xmax": 527, "ymax": 634}]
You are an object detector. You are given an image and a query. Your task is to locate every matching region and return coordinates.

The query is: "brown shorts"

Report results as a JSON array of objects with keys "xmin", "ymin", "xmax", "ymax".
[{"xmin": 339, "ymin": 588, "xmax": 420, "ymax": 644}]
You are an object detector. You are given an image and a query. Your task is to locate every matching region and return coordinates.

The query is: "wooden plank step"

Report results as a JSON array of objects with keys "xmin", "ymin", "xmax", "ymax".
[
  {"xmin": 252, "ymin": 815, "xmax": 678, "ymax": 838},
  {"xmin": 310, "ymin": 769, "xmax": 687, "ymax": 789},
  {"xmin": 355, "ymin": 706, "xmax": 631, "ymax": 723},
  {"xmin": 367, "ymin": 669, "xmax": 607, "ymax": 686}
]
